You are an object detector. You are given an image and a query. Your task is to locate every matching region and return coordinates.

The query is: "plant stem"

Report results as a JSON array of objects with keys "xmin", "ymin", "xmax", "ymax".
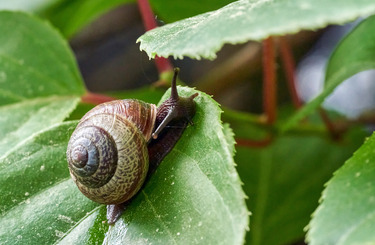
[
  {"xmin": 81, "ymin": 92, "xmax": 117, "ymax": 105},
  {"xmin": 279, "ymin": 37, "xmax": 303, "ymax": 109},
  {"xmin": 194, "ymin": 42, "xmax": 262, "ymax": 95},
  {"xmin": 236, "ymin": 136, "xmax": 273, "ymax": 148},
  {"xmin": 262, "ymin": 37, "xmax": 277, "ymax": 125},
  {"xmin": 232, "ymin": 37, "xmax": 277, "ymax": 148},
  {"xmin": 279, "ymin": 36, "xmax": 340, "ymax": 140},
  {"xmin": 137, "ymin": 0, "xmax": 173, "ymax": 74},
  {"xmin": 137, "ymin": 0, "xmax": 157, "ymax": 31},
  {"xmin": 318, "ymin": 107, "xmax": 341, "ymax": 140}
]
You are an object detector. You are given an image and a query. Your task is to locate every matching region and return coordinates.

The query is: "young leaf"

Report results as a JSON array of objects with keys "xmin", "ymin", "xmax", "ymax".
[
  {"xmin": 0, "ymin": 11, "xmax": 85, "ymax": 106},
  {"xmin": 307, "ymin": 133, "xmax": 375, "ymax": 245},
  {"xmin": 138, "ymin": 0, "xmax": 375, "ymax": 60},
  {"xmin": 281, "ymin": 14, "xmax": 375, "ymax": 132}
]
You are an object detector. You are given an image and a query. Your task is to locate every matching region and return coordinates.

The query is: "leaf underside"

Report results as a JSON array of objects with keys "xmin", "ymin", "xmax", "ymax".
[{"xmin": 138, "ymin": 0, "xmax": 375, "ymax": 60}]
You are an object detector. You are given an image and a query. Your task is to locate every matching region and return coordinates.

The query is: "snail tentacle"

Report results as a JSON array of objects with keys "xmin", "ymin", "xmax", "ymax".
[{"xmin": 152, "ymin": 68, "xmax": 199, "ymax": 139}]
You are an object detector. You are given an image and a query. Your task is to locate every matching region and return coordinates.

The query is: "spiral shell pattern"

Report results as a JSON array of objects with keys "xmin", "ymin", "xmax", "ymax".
[{"xmin": 67, "ymin": 99, "xmax": 157, "ymax": 204}]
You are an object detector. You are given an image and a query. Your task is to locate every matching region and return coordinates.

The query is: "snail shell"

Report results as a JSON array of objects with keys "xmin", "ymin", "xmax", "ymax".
[
  {"xmin": 67, "ymin": 99, "xmax": 157, "ymax": 204},
  {"xmin": 67, "ymin": 68, "xmax": 198, "ymax": 215}
]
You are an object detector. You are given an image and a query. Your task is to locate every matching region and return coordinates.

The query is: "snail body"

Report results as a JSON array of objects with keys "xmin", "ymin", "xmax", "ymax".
[{"xmin": 67, "ymin": 68, "xmax": 198, "ymax": 210}]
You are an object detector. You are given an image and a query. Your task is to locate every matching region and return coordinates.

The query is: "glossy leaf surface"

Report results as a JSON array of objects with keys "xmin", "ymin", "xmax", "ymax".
[
  {"xmin": 0, "ymin": 11, "xmax": 84, "ymax": 105},
  {"xmin": 0, "ymin": 10, "xmax": 83, "ymax": 168},
  {"xmin": 0, "ymin": 122, "xmax": 101, "ymax": 244},
  {"xmin": 0, "ymin": 96, "xmax": 78, "ymax": 156}
]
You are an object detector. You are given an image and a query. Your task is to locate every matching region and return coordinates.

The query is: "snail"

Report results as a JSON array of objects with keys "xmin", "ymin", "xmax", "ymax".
[{"xmin": 66, "ymin": 68, "xmax": 198, "ymax": 224}]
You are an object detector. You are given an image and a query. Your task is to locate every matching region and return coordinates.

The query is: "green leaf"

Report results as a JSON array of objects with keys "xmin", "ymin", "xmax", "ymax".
[
  {"xmin": 223, "ymin": 123, "xmax": 236, "ymax": 157},
  {"xmin": 281, "ymin": 14, "xmax": 375, "ymax": 132},
  {"xmin": 0, "ymin": 1, "xmax": 135, "ymax": 38},
  {"xmin": 234, "ymin": 129, "xmax": 366, "ymax": 245},
  {"xmin": 104, "ymin": 87, "xmax": 249, "ymax": 244},
  {"xmin": 0, "ymin": 96, "xmax": 79, "ymax": 156},
  {"xmin": 0, "ymin": 11, "xmax": 84, "ymax": 168},
  {"xmin": 0, "ymin": 122, "xmax": 101, "ymax": 244},
  {"xmin": 149, "ymin": 0, "xmax": 235, "ymax": 23},
  {"xmin": 0, "ymin": 11, "xmax": 85, "ymax": 106},
  {"xmin": 0, "ymin": 121, "xmax": 77, "ymax": 215},
  {"xmin": 307, "ymin": 133, "xmax": 375, "ymax": 245},
  {"xmin": 0, "ymin": 13, "xmax": 89, "ymax": 242},
  {"xmin": 0, "ymin": 179, "xmax": 100, "ymax": 244},
  {"xmin": 0, "ymin": 88, "xmax": 248, "ymax": 244},
  {"xmin": 56, "ymin": 206, "xmax": 107, "ymax": 244},
  {"xmin": 138, "ymin": 0, "xmax": 375, "ymax": 60},
  {"xmin": 41, "ymin": 0, "xmax": 134, "ymax": 38},
  {"xmin": 0, "ymin": 0, "xmax": 59, "ymax": 12}
]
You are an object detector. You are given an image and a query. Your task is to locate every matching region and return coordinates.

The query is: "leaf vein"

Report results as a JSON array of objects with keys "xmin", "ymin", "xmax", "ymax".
[
  {"xmin": 0, "ymin": 88, "xmax": 26, "ymax": 102},
  {"xmin": 337, "ymin": 209, "xmax": 375, "ymax": 244},
  {"xmin": 172, "ymin": 148, "xmax": 237, "ymax": 239},
  {"xmin": 141, "ymin": 190, "xmax": 178, "ymax": 245}
]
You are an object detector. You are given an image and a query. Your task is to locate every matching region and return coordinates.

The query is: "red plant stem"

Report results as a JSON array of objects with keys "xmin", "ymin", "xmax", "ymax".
[
  {"xmin": 137, "ymin": 0, "xmax": 173, "ymax": 73},
  {"xmin": 279, "ymin": 37, "xmax": 303, "ymax": 109},
  {"xmin": 236, "ymin": 136, "xmax": 273, "ymax": 148},
  {"xmin": 318, "ymin": 107, "xmax": 340, "ymax": 140},
  {"xmin": 81, "ymin": 92, "xmax": 117, "ymax": 105},
  {"xmin": 262, "ymin": 37, "xmax": 277, "ymax": 125},
  {"xmin": 154, "ymin": 56, "xmax": 173, "ymax": 74},
  {"xmin": 137, "ymin": 0, "xmax": 157, "ymax": 30}
]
